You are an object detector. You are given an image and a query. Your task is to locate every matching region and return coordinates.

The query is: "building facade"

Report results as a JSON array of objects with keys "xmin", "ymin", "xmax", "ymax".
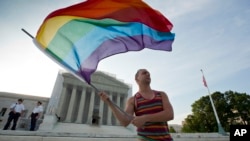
[
  {"xmin": 0, "ymin": 70, "xmax": 132, "ymax": 131},
  {"xmin": 46, "ymin": 70, "xmax": 132, "ymax": 127}
]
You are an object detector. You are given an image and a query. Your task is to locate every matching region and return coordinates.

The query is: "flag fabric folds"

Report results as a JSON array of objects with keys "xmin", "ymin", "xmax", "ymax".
[
  {"xmin": 35, "ymin": 0, "xmax": 175, "ymax": 84},
  {"xmin": 202, "ymin": 75, "xmax": 208, "ymax": 87}
]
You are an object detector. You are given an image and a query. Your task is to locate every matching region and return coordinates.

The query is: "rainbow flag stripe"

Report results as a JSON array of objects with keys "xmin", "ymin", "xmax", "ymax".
[{"xmin": 36, "ymin": 0, "xmax": 175, "ymax": 84}]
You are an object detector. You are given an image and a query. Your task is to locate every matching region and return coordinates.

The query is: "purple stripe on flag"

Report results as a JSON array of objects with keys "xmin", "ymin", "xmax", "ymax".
[{"xmin": 78, "ymin": 35, "xmax": 174, "ymax": 83}]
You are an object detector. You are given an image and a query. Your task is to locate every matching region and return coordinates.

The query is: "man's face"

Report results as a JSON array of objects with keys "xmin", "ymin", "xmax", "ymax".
[{"xmin": 136, "ymin": 69, "xmax": 151, "ymax": 85}]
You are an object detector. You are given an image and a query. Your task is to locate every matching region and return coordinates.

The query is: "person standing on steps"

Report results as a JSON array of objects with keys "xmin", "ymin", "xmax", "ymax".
[
  {"xmin": 3, "ymin": 98, "xmax": 25, "ymax": 130},
  {"xmin": 29, "ymin": 101, "xmax": 43, "ymax": 131}
]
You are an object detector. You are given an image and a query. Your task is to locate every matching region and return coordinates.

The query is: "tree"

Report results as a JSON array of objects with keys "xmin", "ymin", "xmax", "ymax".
[
  {"xmin": 181, "ymin": 91, "xmax": 250, "ymax": 133},
  {"xmin": 225, "ymin": 91, "xmax": 250, "ymax": 125},
  {"xmin": 169, "ymin": 126, "xmax": 177, "ymax": 133}
]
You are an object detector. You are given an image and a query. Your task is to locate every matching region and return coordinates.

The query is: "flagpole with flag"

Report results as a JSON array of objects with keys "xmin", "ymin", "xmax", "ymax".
[
  {"xmin": 200, "ymin": 69, "xmax": 227, "ymax": 135},
  {"xmin": 21, "ymin": 28, "xmax": 134, "ymax": 121}
]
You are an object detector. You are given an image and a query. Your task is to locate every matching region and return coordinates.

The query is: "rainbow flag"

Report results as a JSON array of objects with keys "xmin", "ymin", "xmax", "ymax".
[{"xmin": 35, "ymin": 0, "xmax": 175, "ymax": 84}]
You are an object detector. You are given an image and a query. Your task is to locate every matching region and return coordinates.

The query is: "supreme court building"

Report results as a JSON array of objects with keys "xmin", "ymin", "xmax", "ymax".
[
  {"xmin": 40, "ymin": 70, "xmax": 132, "ymax": 130},
  {"xmin": 0, "ymin": 70, "xmax": 133, "ymax": 132}
]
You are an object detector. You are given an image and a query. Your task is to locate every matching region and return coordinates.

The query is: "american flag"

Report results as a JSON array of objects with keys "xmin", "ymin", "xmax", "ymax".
[{"xmin": 202, "ymin": 75, "xmax": 208, "ymax": 87}]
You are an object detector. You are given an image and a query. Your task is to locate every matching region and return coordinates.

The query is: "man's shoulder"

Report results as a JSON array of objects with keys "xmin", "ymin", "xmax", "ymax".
[
  {"xmin": 128, "ymin": 96, "xmax": 135, "ymax": 101},
  {"xmin": 153, "ymin": 90, "xmax": 167, "ymax": 95}
]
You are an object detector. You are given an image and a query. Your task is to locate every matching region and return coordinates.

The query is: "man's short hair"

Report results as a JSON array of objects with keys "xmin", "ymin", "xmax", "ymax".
[
  {"xmin": 38, "ymin": 101, "xmax": 42, "ymax": 104},
  {"xmin": 135, "ymin": 69, "xmax": 143, "ymax": 79},
  {"xmin": 18, "ymin": 98, "xmax": 23, "ymax": 102}
]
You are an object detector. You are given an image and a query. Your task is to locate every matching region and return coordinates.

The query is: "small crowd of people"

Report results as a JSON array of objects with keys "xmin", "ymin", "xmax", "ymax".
[{"xmin": 2, "ymin": 99, "xmax": 43, "ymax": 131}]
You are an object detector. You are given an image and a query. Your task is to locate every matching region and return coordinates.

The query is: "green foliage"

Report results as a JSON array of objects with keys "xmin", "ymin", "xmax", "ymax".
[
  {"xmin": 181, "ymin": 90, "xmax": 250, "ymax": 133},
  {"xmin": 169, "ymin": 126, "xmax": 176, "ymax": 133}
]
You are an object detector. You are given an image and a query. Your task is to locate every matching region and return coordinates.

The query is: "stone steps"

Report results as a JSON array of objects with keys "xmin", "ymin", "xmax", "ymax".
[{"xmin": 0, "ymin": 130, "xmax": 229, "ymax": 141}]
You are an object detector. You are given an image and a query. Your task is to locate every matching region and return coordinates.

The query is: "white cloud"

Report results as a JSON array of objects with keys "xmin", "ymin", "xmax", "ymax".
[{"xmin": 145, "ymin": 0, "xmax": 211, "ymax": 20}]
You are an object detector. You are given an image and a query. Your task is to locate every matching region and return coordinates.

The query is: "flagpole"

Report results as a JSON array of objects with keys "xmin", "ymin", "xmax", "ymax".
[
  {"xmin": 200, "ymin": 69, "xmax": 226, "ymax": 135},
  {"xmin": 21, "ymin": 28, "xmax": 133, "ymax": 121},
  {"xmin": 89, "ymin": 83, "xmax": 133, "ymax": 120}
]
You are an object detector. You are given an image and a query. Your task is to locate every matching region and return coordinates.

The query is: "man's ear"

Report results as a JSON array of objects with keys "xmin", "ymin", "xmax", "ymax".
[{"xmin": 135, "ymin": 78, "xmax": 139, "ymax": 83}]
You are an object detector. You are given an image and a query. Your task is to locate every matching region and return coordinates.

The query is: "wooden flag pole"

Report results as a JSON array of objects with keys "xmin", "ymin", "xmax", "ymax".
[{"xmin": 21, "ymin": 28, "xmax": 134, "ymax": 122}]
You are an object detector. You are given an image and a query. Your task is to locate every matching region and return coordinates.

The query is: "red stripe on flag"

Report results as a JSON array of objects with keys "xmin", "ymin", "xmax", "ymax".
[{"xmin": 202, "ymin": 75, "xmax": 208, "ymax": 87}]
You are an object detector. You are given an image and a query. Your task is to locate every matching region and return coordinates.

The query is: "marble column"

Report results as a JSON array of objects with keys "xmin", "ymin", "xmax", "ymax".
[
  {"xmin": 107, "ymin": 93, "xmax": 113, "ymax": 125},
  {"xmin": 116, "ymin": 94, "xmax": 121, "ymax": 125},
  {"xmin": 76, "ymin": 87, "xmax": 86, "ymax": 123},
  {"xmin": 122, "ymin": 95, "xmax": 126, "ymax": 110},
  {"xmin": 65, "ymin": 86, "xmax": 77, "ymax": 122},
  {"xmin": 57, "ymin": 85, "xmax": 67, "ymax": 118},
  {"xmin": 98, "ymin": 98, "xmax": 104, "ymax": 125},
  {"xmin": 87, "ymin": 89, "xmax": 95, "ymax": 124}
]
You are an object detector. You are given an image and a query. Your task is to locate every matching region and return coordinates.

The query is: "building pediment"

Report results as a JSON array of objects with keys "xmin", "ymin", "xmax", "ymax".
[
  {"xmin": 61, "ymin": 71, "xmax": 131, "ymax": 92},
  {"xmin": 91, "ymin": 71, "xmax": 130, "ymax": 89}
]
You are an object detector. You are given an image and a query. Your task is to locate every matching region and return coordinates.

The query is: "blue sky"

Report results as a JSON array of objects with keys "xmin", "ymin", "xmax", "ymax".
[{"xmin": 0, "ymin": 0, "xmax": 249, "ymax": 125}]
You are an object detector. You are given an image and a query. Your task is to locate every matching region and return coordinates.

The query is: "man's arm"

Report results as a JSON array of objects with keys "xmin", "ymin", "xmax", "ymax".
[
  {"xmin": 37, "ymin": 112, "xmax": 42, "ymax": 119},
  {"xmin": 37, "ymin": 106, "xmax": 44, "ymax": 119},
  {"xmin": 132, "ymin": 92, "xmax": 174, "ymax": 128},
  {"xmin": 20, "ymin": 105, "xmax": 25, "ymax": 116},
  {"xmin": 9, "ymin": 103, "xmax": 16, "ymax": 114},
  {"xmin": 99, "ymin": 92, "xmax": 134, "ymax": 127}
]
